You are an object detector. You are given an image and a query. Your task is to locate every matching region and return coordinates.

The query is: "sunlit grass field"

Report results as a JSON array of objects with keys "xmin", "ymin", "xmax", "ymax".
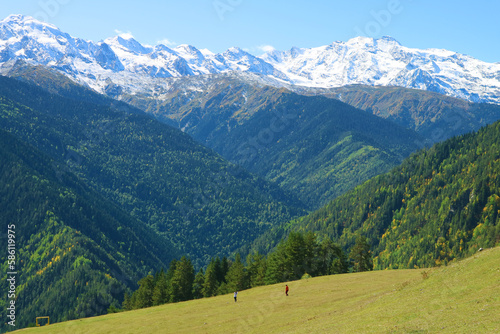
[{"xmin": 16, "ymin": 247, "xmax": 500, "ymax": 333}]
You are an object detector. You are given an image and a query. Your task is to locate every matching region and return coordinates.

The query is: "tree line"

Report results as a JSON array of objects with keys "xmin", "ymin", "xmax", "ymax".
[{"xmin": 121, "ymin": 232, "xmax": 372, "ymax": 311}]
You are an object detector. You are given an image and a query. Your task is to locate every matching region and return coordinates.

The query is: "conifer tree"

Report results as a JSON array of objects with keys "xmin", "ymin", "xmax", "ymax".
[
  {"xmin": 134, "ymin": 275, "xmax": 155, "ymax": 308},
  {"xmin": 166, "ymin": 259, "xmax": 178, "ymax": 281},
  {"xmin": 169, "ymin": 256, "xmax": 194, "ymax": 302},
  {"xmin": 265, "ymin": 241, "xmax": 287, "ymax": 284},
  {"xmin": 220, "ymin": 256, "xmax": 230, "ymax": 283},
  {"xmin": 192, "ymin": 268, "xmax": 205, "ymax": 299},
  {"xmin": 285, "ymin": 231, "xmax": 307, "ymax": 279},
  {"xmin": 202, "ymin": 259, "xmax": 219, "ymax": 297},
  {"xmin": 225, "ymin": 253, "xmax": 247, "ymax": 291},
  {"xmin": 246, "ymin": 252, "xmax": 267, "ymax": 287},
  {"xmin": 152, "ymin": 270, "xmax": 169, "ymax": 306},
  {"xmin": 350, "ymin": 236, "xmax": 373, "ymax": 272},
  {"xmin": 122, "ymin": 291, "xmax": 133, "ymax": 311}
]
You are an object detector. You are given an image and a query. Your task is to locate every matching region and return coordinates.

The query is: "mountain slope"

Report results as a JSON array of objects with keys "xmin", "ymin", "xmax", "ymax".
[
  {"xmin": 0, "ymin": 64, "xmax": 423, "ymax": 209},
  {"xmin": 1, "ymin": 15, "xmax": 499, "ymax": 104},
  {"xmin": 6, "ymin": 60, "xmax": 500, "ymax": 151},
  {"xmin": 0, "ymin": 74, "xmax": 304, "ymax": 266},
  {"xmin": 190, "ymin": 90, "xmax": 422, "ymax": 209},
  {"xmin": 12, "ymin": 247, "xmax": 500, "ymax": 333},
  {"xmin": 112, "ymin": 73, "xmax": 423, "ymax": 209},
  {"xmin": 258, "ymin": 119, "xmax": 500, "ymax": 268},
  {"xmin": 314, "ymin": 84, "xmax": 500, "ymax": 143},
  {"xmin": 0, "ymin": 129, "xmax": 177, "ymax": 331}
]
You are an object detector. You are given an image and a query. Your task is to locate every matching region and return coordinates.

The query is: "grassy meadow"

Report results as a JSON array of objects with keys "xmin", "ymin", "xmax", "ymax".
[{"xmin": 15, "ymin": 247, "xmax": 500, "ymax": 334}]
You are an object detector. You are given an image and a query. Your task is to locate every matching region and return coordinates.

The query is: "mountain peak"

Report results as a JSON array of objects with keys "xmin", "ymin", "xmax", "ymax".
[
  {"xmin": 173, "ymin": 44, "xmax": 206, "ymax": 62},
  {"xmin": 345, "ymin": 36, "xmax": 375, "ymax": 46},
  {"xmin": 377, "ymin": 35, "xmax": 401, "ymax": 45},
  {"xmin": 226, "ymin": 46, "xmax": 245, "ymax": 54},
  {"xmin": 2, "ymin": 14, "xmax": 32, "ymax": 23},
  {"xmin": 343, "ymin": 36, "xmax": 402, "ymax": 49},
  {"xmin": 1, "ymin": 14, "xmax": 58, "ymax": 30},
  {"xmin": 104, "ymin": 34, "xmax": 152, "ymax": 55},
  {"xmin": 174, "ymin": 44, "xmax": 201, "ymax": 54}
]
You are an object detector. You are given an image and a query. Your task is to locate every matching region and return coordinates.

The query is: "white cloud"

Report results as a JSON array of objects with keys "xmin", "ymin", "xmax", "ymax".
[
  {"xmin": 157, "ymin": 38, "xmax": 177, "ymax": 47},
  {"xmin": 257, "ymin": 44, "xmax": 276, "ymax": 53},
  {"xmin": 114, "ymin": 29, "xmax": 134, "ymax": 40}
]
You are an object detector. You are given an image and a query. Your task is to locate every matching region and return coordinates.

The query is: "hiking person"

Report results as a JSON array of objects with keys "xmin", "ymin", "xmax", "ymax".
[
  {"xmin": 285, "ymin": 285, "xmax": 289, "ymax": 296},
  {"xmin": 234, "ymin": 291, "xmax": 238, "ymax": 302}
]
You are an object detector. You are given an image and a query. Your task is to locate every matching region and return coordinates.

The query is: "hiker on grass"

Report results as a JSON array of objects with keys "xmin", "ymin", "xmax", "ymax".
[
  {"xmin": 234, "ymin": 291, "xmax": 238, "ymax": 302},
  {"xmin": 285, "ymin": 285, "xmax": 289, "ymax": 296}
]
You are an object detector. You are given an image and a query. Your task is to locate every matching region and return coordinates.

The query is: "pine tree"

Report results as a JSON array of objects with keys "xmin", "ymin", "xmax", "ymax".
[
  {"xmin": 246, "ymin": 252, "xmax": 267, "ymax": 287},
  {"xmin": 152, "ymin": 270, "xmax": 169, "ymax": 306},
  {"xmin": 122, "ymin": 291, "xmax": 133, "ymax": 310},
  {"xmin": 220, "ymin": 256, "xmax": 229, "ymax": 283},
  {"xmin": 213, "ymin": 257, "xmax": 223, "ymax": 283},
  {"xmin": 265, "ymin": 241, "xmax": 287, "ymax": 284},
  {"xmin": 165, "ymin": 259, "xmax": 178, "ymax": 282},
  {"xmin": 202, "ymin": 259, "xmax": 219, "ymax": 297},
  {"xmin": 225, "ymin": 253, "xmax": 247, "ymax": 291},
  {"xmin": 169, "ymin": 256, "xmax": 194, "ymax": 302},
  {"xmin": 316, "ymin": 238, "xmax": 348, "ymax": 275},
  {"xmin": 192, "ymin": 268, "xmax": 205, "ymax": 299},
  {"xmin": 302, "ymin": 232, "xmax": 317, "ymax": 276},
  {"xmin": 285, "ymin": 232, "xmax": 306, "ymax": 279},
  {"xmin": 350, "ymin": 236, "xmax": 373, "ymax": 272},
  {"xmin": 134, "ymin": 275, "xmax": 155, "ymax": 308}
]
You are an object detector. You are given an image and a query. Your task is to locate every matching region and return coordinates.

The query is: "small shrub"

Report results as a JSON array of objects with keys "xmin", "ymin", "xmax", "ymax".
[
  {"xmin": 301, "ymin": 273, "xmax": 312, "ymax": 280},
  {"xmin": 421, "ymin": 271, "xmax": 429, "ymax": 280}
]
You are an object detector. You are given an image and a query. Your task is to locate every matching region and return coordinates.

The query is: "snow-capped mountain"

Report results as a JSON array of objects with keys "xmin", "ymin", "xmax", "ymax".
[
  {"xmin": 262, "ymin": 36, "xmax": 500, "ymax": 103},
  {"xmin": 1, "ymin": 14, "xmax": 500, "ymax": 104}
]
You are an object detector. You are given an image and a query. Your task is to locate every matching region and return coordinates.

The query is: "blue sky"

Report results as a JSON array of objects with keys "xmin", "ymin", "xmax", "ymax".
[{"xmin": 0, "ymin": 0, "xmax": 498, "ymax": 62}]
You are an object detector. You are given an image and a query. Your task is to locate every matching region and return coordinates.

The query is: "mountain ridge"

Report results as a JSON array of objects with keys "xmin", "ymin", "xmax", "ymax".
[{"xmin": 1, "ymin": 14, "xmax": 499, "ymax": 104}]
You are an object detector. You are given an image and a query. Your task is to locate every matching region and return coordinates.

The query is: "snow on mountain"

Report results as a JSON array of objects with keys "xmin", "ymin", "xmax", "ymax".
[
  {"xmin": 1, "ymin": 14, "xmax": 499, "ymax": 104},
  {"xmin": 260, "ymin": 36, "xmax": 500, "ymax": 103}
]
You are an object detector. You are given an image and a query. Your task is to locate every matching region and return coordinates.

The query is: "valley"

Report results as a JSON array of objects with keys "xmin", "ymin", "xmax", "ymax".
[{"xmin": 0, "ymin": 11, "xmax": 499, "ymax": 333}]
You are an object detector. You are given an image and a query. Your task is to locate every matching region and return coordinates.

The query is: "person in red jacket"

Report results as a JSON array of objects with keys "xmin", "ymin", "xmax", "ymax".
[{"xmin": 285, "ymin": 285, "xmax": 289, "ymax": 296}]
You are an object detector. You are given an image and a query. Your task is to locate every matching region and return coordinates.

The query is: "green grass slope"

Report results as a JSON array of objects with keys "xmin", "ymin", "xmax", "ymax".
[{"xmin": 14, "ymin": 247, "xmax": 500, "ymax": 333}]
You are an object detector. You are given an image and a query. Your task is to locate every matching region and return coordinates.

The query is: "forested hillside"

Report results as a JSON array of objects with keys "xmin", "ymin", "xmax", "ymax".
[
  {"xmin": 253, "ymin": 121, "xmax": 500, "ymax": 268},
  {"xmin": 0, "ymin": 129, "xmax": 177, "ymax": 331},
  {"xmin": 119, "ymin": 75, "xmax": 422, "ymax": 209},
  {"xmin": 0, "ymin": 75, "xmax": 304, "ymax": 266},
  {"xmin": 318, "ymin": 85, "xmax": 500, "ymax": 143},
  {"xmin": 199, "ymin": 91, "xmax": 422, "ymax": 209}
]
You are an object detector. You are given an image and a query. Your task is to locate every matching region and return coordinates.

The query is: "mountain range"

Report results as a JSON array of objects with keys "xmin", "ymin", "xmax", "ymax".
[
  {"xmin": 1, "ymin": 62, "xmax": 426, "ymax": 209},
  {"xmin": 2, "ymin": 13, "xmax": 500, "ymax": 208},
  {"xmin": 1, "ymin": 14, "xmax": 500, "ymax": 105},
  {"xmin": 1, "ymin": 11, "xmax": 500, "ymax": 332}
]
